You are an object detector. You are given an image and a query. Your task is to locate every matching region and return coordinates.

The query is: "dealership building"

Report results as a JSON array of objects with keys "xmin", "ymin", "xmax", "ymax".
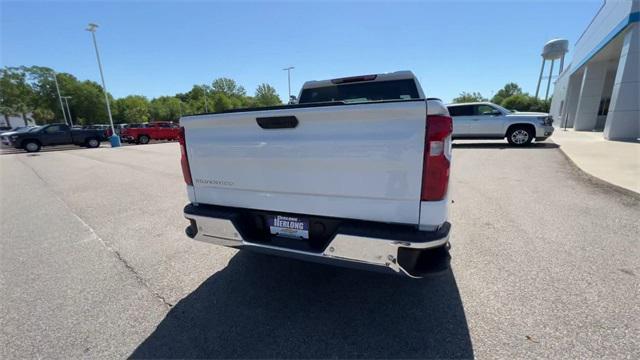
[{"xmin": 550, "ymin": 0, "xmax": 639, "ymax": 140}]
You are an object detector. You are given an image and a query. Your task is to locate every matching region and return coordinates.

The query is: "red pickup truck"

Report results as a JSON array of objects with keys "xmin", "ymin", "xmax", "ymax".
[{"xmin": 120, "ymin": 121, "xmax": 181, "ymax": 144}]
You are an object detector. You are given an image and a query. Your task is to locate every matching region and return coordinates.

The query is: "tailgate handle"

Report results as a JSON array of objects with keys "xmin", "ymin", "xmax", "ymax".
[{"xmin": 256, "ymin": 116, "xmax": 298, "ymax": 129}]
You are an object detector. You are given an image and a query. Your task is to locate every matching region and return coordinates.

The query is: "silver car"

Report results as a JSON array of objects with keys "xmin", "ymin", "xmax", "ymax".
[{"xmin": 447, "ymin": 102, "xmax": 554, "ymax": 146}]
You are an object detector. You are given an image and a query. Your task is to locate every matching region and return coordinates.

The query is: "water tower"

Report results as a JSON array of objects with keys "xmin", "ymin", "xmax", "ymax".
[{"xmin": 535, "ymin": 39, "xmax": 569, "ymax": 100}]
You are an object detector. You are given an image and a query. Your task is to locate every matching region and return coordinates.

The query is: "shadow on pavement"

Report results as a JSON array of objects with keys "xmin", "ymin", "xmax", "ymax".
[
  {"xmin": 130, "ymin": 251, "xmax": 473, "ymax": 359},
  {"xmin": 453, "ymin": 141, "xmax": 559, "ymax": 149}
]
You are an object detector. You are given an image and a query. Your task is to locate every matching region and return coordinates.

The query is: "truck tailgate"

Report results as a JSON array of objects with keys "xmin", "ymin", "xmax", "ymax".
[{"xmin": 182, "ymin": 100, "xmax": 426, "ymax": 224}]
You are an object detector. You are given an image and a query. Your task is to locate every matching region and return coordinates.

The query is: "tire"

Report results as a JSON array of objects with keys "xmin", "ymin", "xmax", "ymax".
[
  {"xmin": 138, "ymin": 135, "xmax": 150, "ymax": 145},
  {"xmin": 86, "ymin": 138, "xmax": 100, "ymax": 148},
  {"xmin": 23, "ymin": 140, "xmax": 41, "ymax": 153},
  {"xmin": 507, "ymin": 126, "xmax": 534, "ymax": 146}
]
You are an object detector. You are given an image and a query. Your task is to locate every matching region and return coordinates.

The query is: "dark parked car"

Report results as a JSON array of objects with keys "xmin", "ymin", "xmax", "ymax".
[
  {"xmin": 0, "ymin": 123, "xmax": 105, "ymax": 152},
  {"xmin": 0, "ymin": 126, "xmax": 35, "ymax": 136},
  {"xmin": 105, "ymin": 123, "xmax": 129, "ymax": 137}
]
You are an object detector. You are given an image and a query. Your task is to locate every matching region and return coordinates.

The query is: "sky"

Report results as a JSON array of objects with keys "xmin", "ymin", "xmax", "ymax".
[{"xmin": 1, "ymin": 0, "xmax": 604, "ymax": 103}]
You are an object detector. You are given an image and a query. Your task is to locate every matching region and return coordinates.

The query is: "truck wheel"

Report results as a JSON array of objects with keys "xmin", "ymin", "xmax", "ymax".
[
  {"xmin": 507, "ymin": 126, "xmax": 533, "ymax": 146},
  {"xmin": 138, "ymin": 135, "xmax": 150, "ymax": 145},
  {"xmin": 86, "ymin": 138, "xmax": 100, "ymax": 148},
  {"xmin": 24, "ymin": 141, "xmax": 41, "ymax": 153}
]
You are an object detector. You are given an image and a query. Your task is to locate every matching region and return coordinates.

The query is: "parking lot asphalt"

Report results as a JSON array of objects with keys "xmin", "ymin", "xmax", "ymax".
[{"xmin": 1, "ymin": 141, "xmax": 638, "ymax": 359}]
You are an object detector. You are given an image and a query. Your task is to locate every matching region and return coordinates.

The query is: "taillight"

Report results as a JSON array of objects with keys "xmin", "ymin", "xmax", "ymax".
[
  {"xmin": 421, "ymin": 115, "xmax": 452, "ymax": 201},
  {"xmin": 178, "ymin": 127, "xmax": 193, "ymax": 185}
]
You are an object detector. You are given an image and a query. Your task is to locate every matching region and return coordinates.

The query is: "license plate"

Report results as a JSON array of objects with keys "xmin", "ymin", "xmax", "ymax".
[{"xmin": 267, "ymin": 215, "xmax": 309, "ymax": 239}]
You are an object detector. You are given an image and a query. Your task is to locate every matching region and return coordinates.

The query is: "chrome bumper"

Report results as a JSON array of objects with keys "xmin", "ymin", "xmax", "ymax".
[{"xmin": 184, "ymin": 208, "xmax": 450, "ymax": 278}]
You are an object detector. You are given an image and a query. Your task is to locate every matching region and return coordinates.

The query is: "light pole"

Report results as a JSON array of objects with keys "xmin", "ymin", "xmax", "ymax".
[
  {"xmin": 283, "ymin": 66, "xmax": 294, "ymax": 103},
  {"xmin": 51, "ymin": 71, "xmax": 68, "ymax": 125},
  {"xmin": 86, "ymin": 23, "xmax": 120, "ymax": 147},
  {"xmin": 61, "ymin": 96, "xmax": 73, "ymax": 126},
  {"xmin": 203, "ymin": 86, "xmax": 209, "ymax": 113}
]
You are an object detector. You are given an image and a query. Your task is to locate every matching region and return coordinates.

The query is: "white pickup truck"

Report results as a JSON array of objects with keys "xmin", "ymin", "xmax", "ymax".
[{"xmin": 180, "ymin": 71, "xmax": 453, "ymax": 277}]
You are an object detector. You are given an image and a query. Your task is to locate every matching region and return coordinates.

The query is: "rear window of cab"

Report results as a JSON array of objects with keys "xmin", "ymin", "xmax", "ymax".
[{"xmin": 299, "ymin": 79, "xmax": 420, "ymax": 104}]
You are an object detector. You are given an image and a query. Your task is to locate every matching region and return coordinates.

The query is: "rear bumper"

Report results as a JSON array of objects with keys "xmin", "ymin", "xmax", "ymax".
[{"xmin": 183, "ymin": 203, "xmax": 450, "ymax": 278}]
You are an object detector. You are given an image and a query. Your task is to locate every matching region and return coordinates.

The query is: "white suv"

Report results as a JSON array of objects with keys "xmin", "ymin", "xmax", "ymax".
[{"xmin": 447, "ymin": 102, "xmax": 554, "ymax": 146}]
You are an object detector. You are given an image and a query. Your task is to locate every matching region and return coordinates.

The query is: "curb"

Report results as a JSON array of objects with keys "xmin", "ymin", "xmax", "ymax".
[{"xmin": 552, "ymin": 140, "xmax": 640, "ymax": 200}]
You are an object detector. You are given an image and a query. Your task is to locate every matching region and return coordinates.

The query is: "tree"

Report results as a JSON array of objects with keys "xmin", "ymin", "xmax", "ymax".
[
  {"xmin": 492, "ymin": 82, "xmax": 522, "ymax": 104},
  {"xmin": 500, "ymin": 93, "xmax": 551, "ymax": 113},
  {"xmin": 150, "ymin": 96, "xmax": 182, "ymax": 121},
  {"xmin": 211, "ymin": 78, "xmax": 246, "ymax": 97},
  {"xmin": 0, "ymin": 67, "xmax": 36, "ymax": 125},
  {"xmin": 22, "ymin": 66, "xmax": 66, "ymax": 122},
  {"xmin": 212, "ymin": 93, "xmax": 233, "ymax": 112},
  {"xmin": 32, "ymin": 108, "xmax": 55, "ymax": 123},
  {"xmin": 254, "ymin": 84, "xmax": 281, "ymax": 107},
  {"xmin": 1, "ymin": 66, "xmax": 113, "ymax": 126},
  {"xmin": 67, "ymin": 80, "xmax": 111, "ymax": 125},
  {"xmin": 178, "ymin": 85, "xmax": 212, "ymax": 114},
  {"xmin": 529, "ymin": 98, "xmax": 550, "ymax": 112},
  {"xmin": 452, "ymin": 91, "xmax": 486, "ymax": 103},
  {"xmin": 501, "ymin": 94, "xmax": 534, "ymax": 111},
  {"xmin": 114, "ymin": 95, "xmax": 150, "ymax": 123},
  {"xmin": 1, "ymin": 65, "xmax": 284, "ymax": 124}
]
